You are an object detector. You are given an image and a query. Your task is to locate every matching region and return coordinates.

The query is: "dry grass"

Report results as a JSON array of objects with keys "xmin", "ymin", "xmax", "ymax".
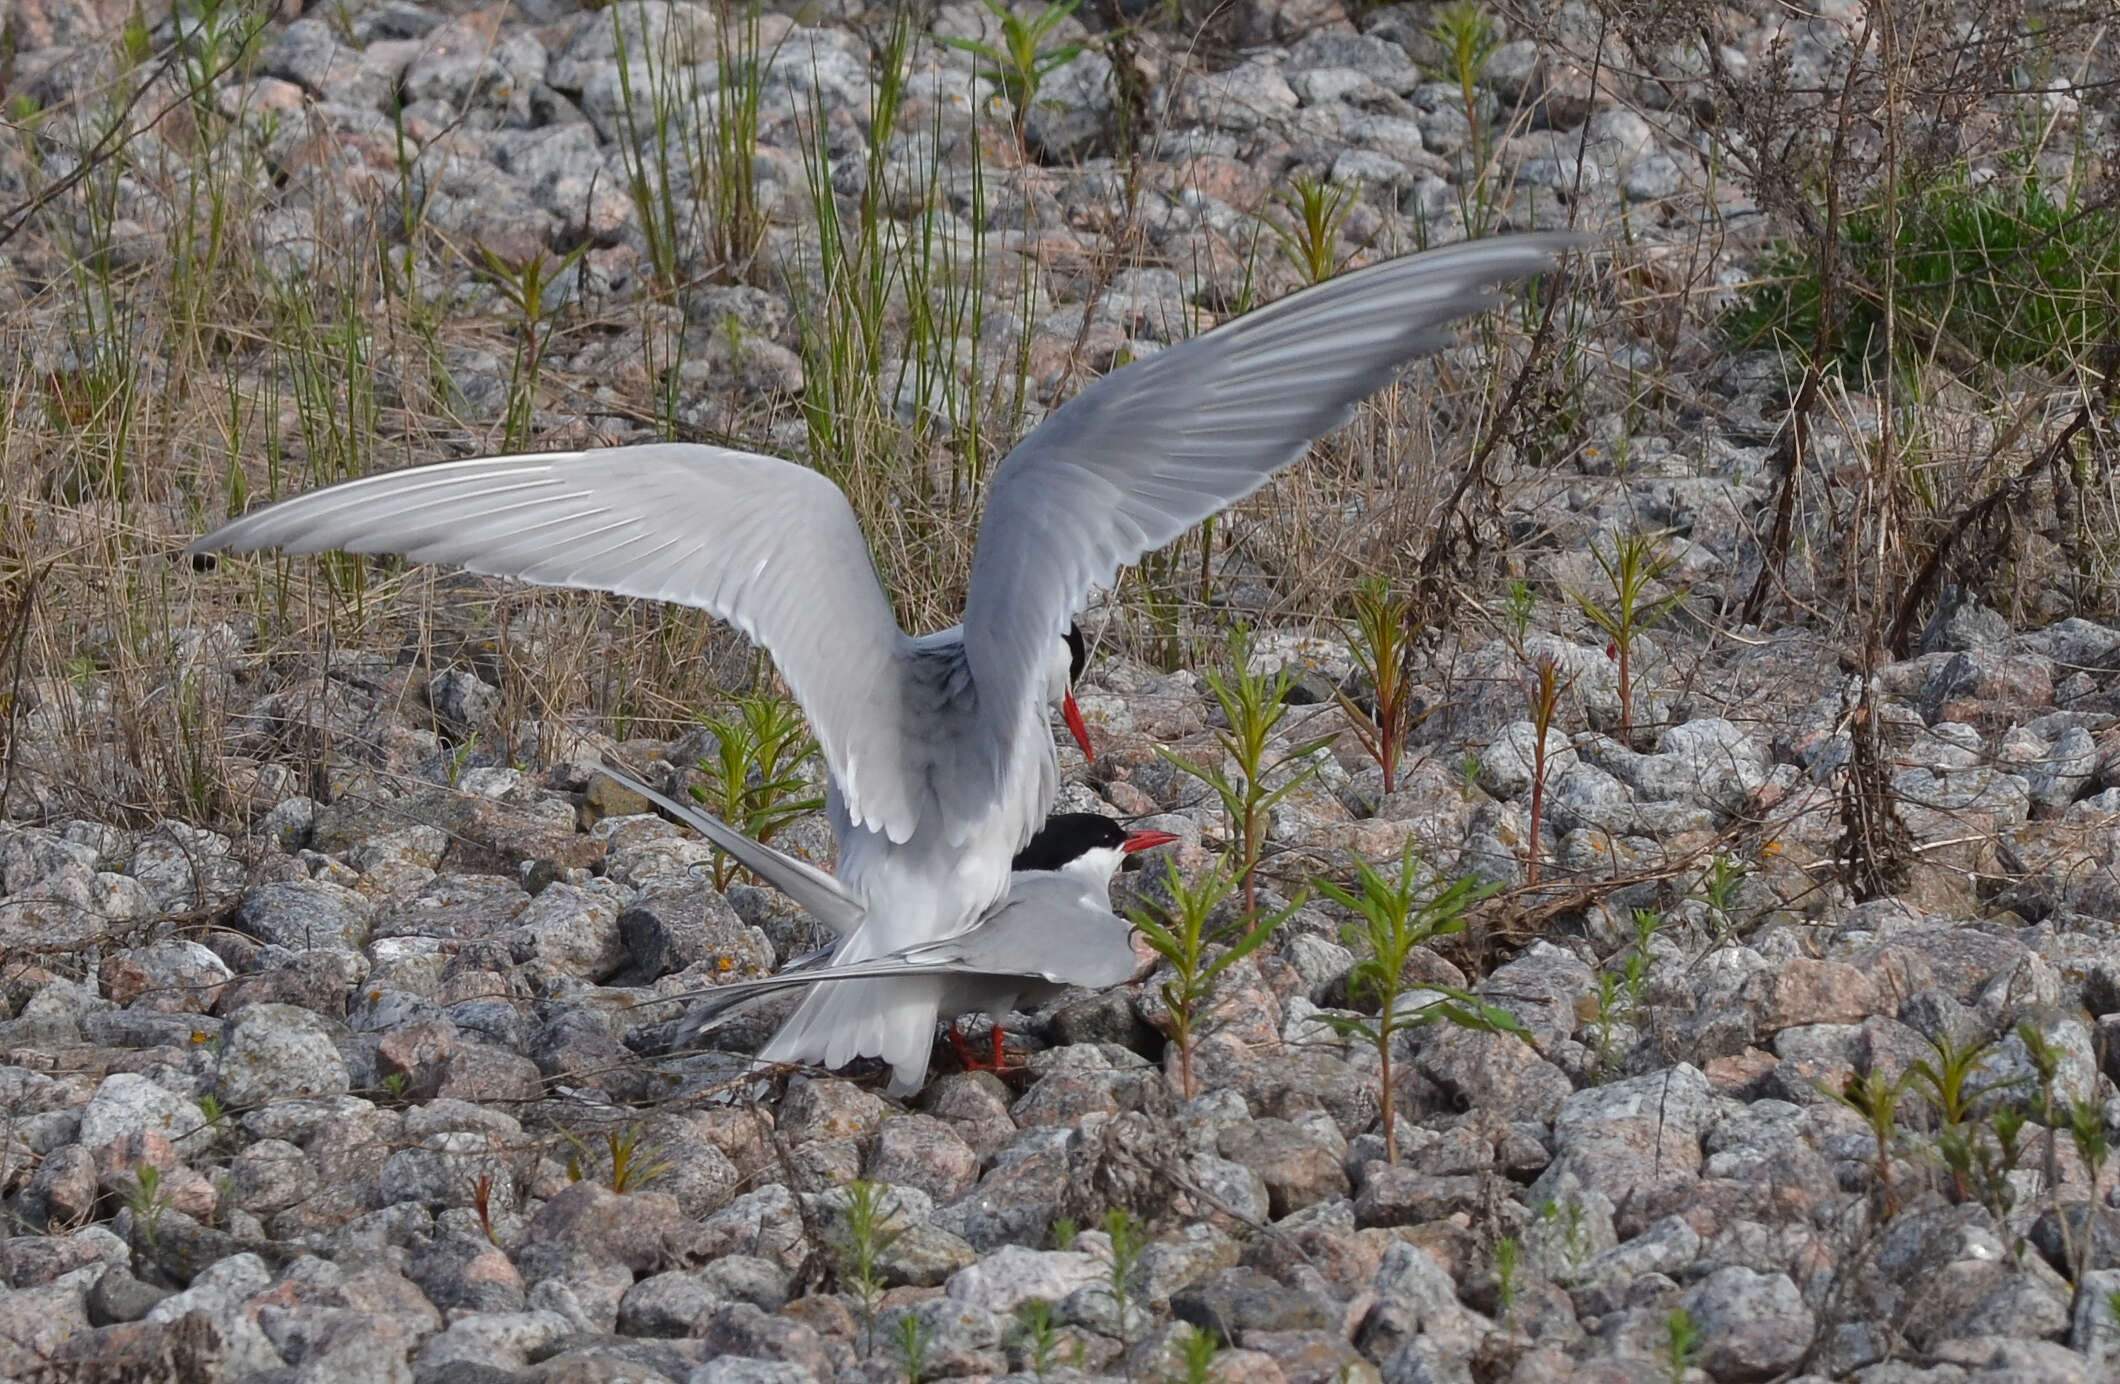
[{"xmin": 0, "ymin": 0, "xmax": 2108, "ymax": 850}]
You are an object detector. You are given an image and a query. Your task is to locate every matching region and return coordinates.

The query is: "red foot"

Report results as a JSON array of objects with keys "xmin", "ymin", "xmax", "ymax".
[{"xmin": 946, "ymin": 1022, "xmax": 1010, "ymax": 1074}]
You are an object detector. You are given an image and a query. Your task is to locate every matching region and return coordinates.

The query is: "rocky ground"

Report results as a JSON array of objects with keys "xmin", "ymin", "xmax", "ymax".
[{"xmin": 4, "ymin": 0, "xmax": 2120, "ymax": 1382}]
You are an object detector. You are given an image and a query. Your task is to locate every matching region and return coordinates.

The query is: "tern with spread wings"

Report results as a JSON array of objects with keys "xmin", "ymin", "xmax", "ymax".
[{"xmin": 191, "ymin": 232, "xmax": 1585, "ymax": 1094}]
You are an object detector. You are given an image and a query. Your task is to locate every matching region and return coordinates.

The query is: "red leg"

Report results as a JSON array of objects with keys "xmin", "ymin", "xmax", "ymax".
[{"xmin": 944, "ymin": 1021, "xmax": 1009, "ymax": 1074}]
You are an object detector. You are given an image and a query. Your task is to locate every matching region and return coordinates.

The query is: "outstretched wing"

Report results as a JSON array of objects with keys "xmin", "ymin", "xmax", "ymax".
[
  {"xmin": 194, "ymin": 444, "xmax": 927, "ymax": 842},
  {"xmin": 955, "ymin": 234, "xmax": 1588, "ymax": 823}
]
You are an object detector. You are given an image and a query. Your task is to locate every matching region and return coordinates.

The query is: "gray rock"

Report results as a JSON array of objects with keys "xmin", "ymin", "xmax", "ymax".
[
  {"xmin": 2070, "ymin": 1267, "xmax": 2120, "ymax": 1366},
  {"xmin": 617, "ymin": 880, "xmax": 773, "ymax": 984},
  {"xmin": 227, "ymin": 1138, "xmax": 320, "ymax": 1217},
  {"xmin": 1979, "ymin": 1012, "xmax": 2097, "ymax": 1111},
  {"xmin": 1480, "ymin": 721, "xmax": 1576, "ymax": 799},
  {"xmin": 77, "ymin": 1072, "xmax": 207, "ymax": 1152},
  {"xmin": 1530, "ymin": 1064, "xmax": 1713, "ymax": 1231},
  {"xmin": 1623, "ymin": 152, "xmax": 1683, "ymax": 201},
  {"xmin": 1170, "ymin": 1266, "xmax": 1333, "ymax": 1341},
  {"xmin": 129, "ymin": 821, "xmax": 244, "ymax": 912},
  {"xmin": 620, "ymin": 1269, "xmax": 724, "ymax": 1338},
  {"xmin": 237, "ymin": 879, "xmax": 375, "ymax": 953},
  {"xmin": 409, "ymin": 1226, "xmax": 526, "ymax": 1316},
  {"xmin": 87, "ymin": 1266, "xmax": 174, "ymax": 1325},
  {"xmin": 869, "ymin": 1113, "xmax": 983, "ymax": 1204},
  {"xmin": 218, "ymin": 1002, "xmax": 351, "ymax": 1107},
  {"xmin": 1287, "ymin": 33, "xmax": 1419, "ymax": 92},
  {"xmin": 1024, "ymin": 50, "xmax": 1113, "ymax": 161},
  {"xmin": 1216, "ymin": 1118, "xmax": 1349, "ymax": 1217},
  {"xmin": 1678, "ymin": 1267, "xmax": 1815, "ymax": 1378},
  {"xmin": 510, "ymin": 882, "xmax": 626, "ymax": 983},
  {"xmin": 945, "ymin": 1245, "xmax": 1103, "ymax": 1315},
  {"xmin": 686, "ymin": 1358, "xmax": 819, "ymax": 1384},
  {"xmin": 2029, "ymin": 726, "xmax": 2098, "ymax": 807},
  {"xmin": 429, "ymin": 668, "xmax": 501, "ymax": 731}
]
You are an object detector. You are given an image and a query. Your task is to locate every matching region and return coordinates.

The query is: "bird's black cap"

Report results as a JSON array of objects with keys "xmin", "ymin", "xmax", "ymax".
[
  {"xmin": 1065, "ymin": 623, "xmax": 1086, "ymax": 684},
  {"xmin": 1011, "ymin": 812, "xmax": 1127, "ymax": 872}
]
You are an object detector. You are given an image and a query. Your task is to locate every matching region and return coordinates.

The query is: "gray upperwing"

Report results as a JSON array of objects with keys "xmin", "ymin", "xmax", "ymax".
[
  {"xmin": 595, "ymin": 759, "xmax": 864, "ymax": 935},
  {"xmin": 655, "ymin": 956, "xmax": 990, "ymax": 1010},
  {"xmin": 190, "ymin": 444, "xmax": 928, "ymax": 844},
  {"xmin": 908, "ymin": 872, "xmax": 1140, "ymax": 989},
  {"xmin": 958, "ymin": 234, "xmax": 1589, "ymax": 822}
]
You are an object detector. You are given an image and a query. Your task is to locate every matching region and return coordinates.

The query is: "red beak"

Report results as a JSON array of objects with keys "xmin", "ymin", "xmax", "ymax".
[
  {"xmin": 1121, "ymin": 829, "xmax": 1179, "ymax": 854},
  {"xmin": 1062, "ymin": 690, "xmax": 1095, "ymax": 763}
]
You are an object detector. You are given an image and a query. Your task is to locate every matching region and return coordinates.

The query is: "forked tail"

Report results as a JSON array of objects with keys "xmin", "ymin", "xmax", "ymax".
[{"xmin": 757, "ymin": 973, "xmax": 943, "ymax": 1096}]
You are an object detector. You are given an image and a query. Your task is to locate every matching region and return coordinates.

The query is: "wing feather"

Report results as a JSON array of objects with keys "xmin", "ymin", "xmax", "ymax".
[
  {"xmin": 957, "ymin": 234, "xmax": 1587, "ymax": 822},
  {"xmin": 194, "ymin": 445, "xmax": 922, "ymax": 841}
]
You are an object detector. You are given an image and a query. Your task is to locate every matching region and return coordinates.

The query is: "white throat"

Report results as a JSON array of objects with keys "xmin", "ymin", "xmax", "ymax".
[{"xmin": 1053, "ymin": 846, "xmax": 1127, "ymax": 899}]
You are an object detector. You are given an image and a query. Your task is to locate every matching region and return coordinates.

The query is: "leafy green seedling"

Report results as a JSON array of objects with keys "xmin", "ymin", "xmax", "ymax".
[
  {"xmin": 560, "ymin": 1124, "xmax": 674, "ymax": 1195},
  {"xmin": 834, "ymin": 1179, "xmax": 906, "ymax": 1352},
  {"xmin": 935, "ymin": 0, "xmax": 1086, "ymax": 147},
  {"xmin": 1662, "ymin": 1306, "xmax": 1700, "ymax": 1384},
  {"xmin": 1570, "ymin": 530, "xmax": 1684, "ymax": 743},
  {"xmin": 477, "ymin": 242, "xmax": 588, "ymax": 450},
  {"xmin": 1336, "ymin": 576, "xmax": 1425, "ymax": 795},
  {"xmin": 1521, "ymin": 652, "xmax": 1566, "ymax": 890},
  {"xmin": 1131, "ymin": 856, "xmax": 1301, "ymax": 1099},
  {"xmin": 691, "ymin": 690, "xmax": 825, "ymax": 889},
  {"xmin": 897, "ymin": 1310, "xmax": 932, "ymax": 1384},
  {"xmin": 1160, "ymin": 627, "xmax": 1335, "ymax": 911},
  {"xmin": 1269, "ymin": 173, "xmax": 1357, "ymax": 285},
  {"xmin": 1312, "ymin": 845, "xmax": 1516, "ymax": 1162},
  {"xmin": 1824, "ymin": 1069, "xmax": 1909, "ymax": 1218}
]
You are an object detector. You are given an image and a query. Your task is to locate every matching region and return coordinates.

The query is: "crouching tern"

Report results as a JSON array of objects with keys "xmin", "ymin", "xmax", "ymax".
[
  {"xmin": 602, "ymin": 755, "xmax": 1172, "ymax": 1067},
  {"xmin": 190, "ymin": 232, "xmax": 1586, "ymax": 1095}
]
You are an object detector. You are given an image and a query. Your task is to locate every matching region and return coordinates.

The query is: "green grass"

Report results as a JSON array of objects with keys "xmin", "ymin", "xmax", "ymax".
[{"xmin": 1726, "ymin": 167, "xmax": 2120, "ymax": 382}]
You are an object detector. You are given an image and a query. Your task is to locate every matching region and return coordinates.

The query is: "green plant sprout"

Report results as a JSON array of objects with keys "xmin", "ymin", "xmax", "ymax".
[
  {"xmin": 1312, "ymin": 846, "xmax": 1518, "ymax": 1163},
  {"xmin": 1178, "ymin": 1321, "xmax": 1221, "ymax": 1384},
  {"xmin": 1101, "ymin": 1207, "xmax": 1148, "ymax": 1352},
  {"xmin": 1570, "ymin": 530, "xmax": 1684, "ymax": 743},
  {"xmin": 1500, "ymin": 578, "xmax": 1536, "ymax": 655},
  {"xmin": 1429, "ymin": 1, "xmax": 1499, "ymax": 229},
  {"xmin": 691, "ymin": 690, "xmax": 825, "ymax": 889},
  {"xmin": 1268, "ymin": 173, "xmax": 1356, "ymax": 285},
  {"xmin": 121, "ymin": 1163, "xmax": 170, "ymax": 1242},
  {"xmin": 1589, "ymin": 968, "xmax": 1625, "ymax": 1079},
  {"xmin": 1825, "ymin": 1069, "xmax": 1909, "ymax": 1218},
  {"xmin": 1521, "ymin": 652, "xmax": 1565, "ymax": 890},
  {"xmin": 478, "ymin": 241, "xmax": 588, "ymax": 450},
  {"xmin": 1131, "ymin": 856, "xmax": 1300, "ymax": 1099},
  {"xmin": 2068, "ymin": 1096, "xmax": 2110, "ymax": 1282},
  {"xmin": 834, "ymin": 1179, "xmax": 907, "ymax": 1352},
  {"xmin": 1662, "ymin": 1306, "xmax": 1700, "ymax": 1384},
  {"xmin": 560, "ymin": 1124, "xmax": 674, "ymax": 1195},
  {"xmin": 1015, "ymin": 1300, "xmax": 1062, "ymax": 1379},
  {"xmin": 1336, "ymin": 577, "xmax": 1424, "ymax": 795},
  {"xmin": 896, "ymin": 1310, "xmax": 933, "ymax": 1384},
  {"xmin": 1161, "ymin": 627, "xmax": 1335, "ymax": 911},
  {"xmin": 935, "ymin": 0, "xmax": 1087, "ymax": 148},
  {"xmin": 1492, "ymin": 1235, "xmax": 1519, "ymax": 1324},
  {"xmin": 1692, "ymin": 854, "xmax": 1748, "ymax": 936}
]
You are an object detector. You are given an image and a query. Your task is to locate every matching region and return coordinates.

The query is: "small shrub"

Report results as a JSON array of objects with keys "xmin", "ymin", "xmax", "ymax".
[{"xmin": 1725, "ymin": 168, "xmax": 2120, "ymax": 382}]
